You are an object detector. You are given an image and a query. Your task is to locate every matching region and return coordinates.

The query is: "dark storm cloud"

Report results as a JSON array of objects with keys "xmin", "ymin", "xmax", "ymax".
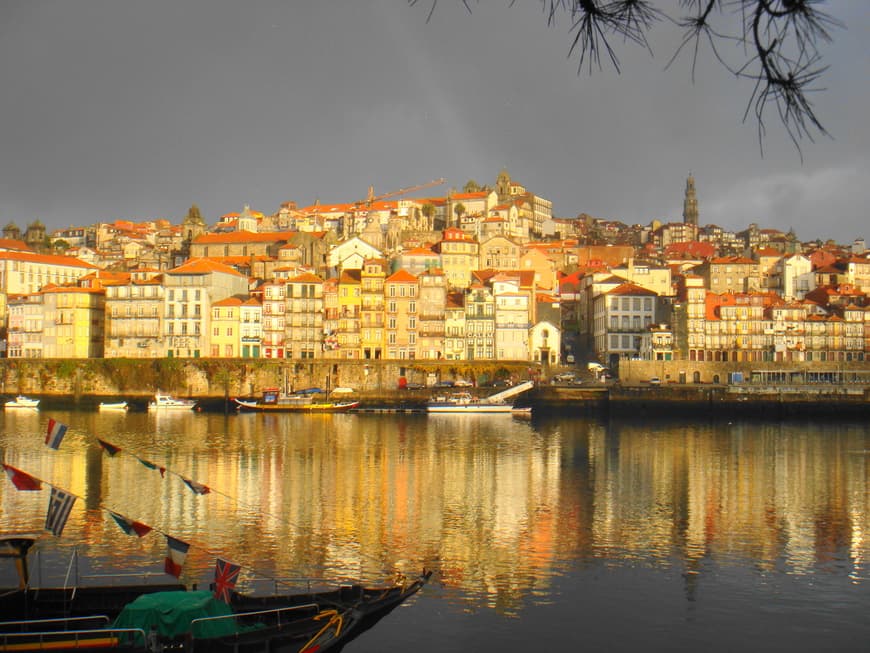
[{"xmin": 0, "ymin": 1, "xmax": 866, "ymax": 243}]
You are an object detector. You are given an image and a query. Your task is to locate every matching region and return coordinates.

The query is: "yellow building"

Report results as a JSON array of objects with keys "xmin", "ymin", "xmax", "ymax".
[
  {"xmin": 435, "ymin": 227, "xmax": 479, "ymax": 289},
  {"xmin": 210, "ymin": 296, "xmax": 244, "ymax": 358},
  {"xmin": 360, "ymin": 259, "xmax": 386, "ymax": 359},
  {"xmin": 41, "ymin": 286, "xmax": 105, "ymax": 358},
  {"xmin": 337, "ymin": 269, "xmax": 362, "ymax": 359},
  {"xmin": 239, "ymin": 296, "xmax": 262, "ymax": 358},
  {"xmin": 0, "ymin": 251, "xmax": 99, "ymax": 322},
  {"xmin": 479, "ymin": 235, "xmax": 521, "ymax": 271},
  {"xmin": 384, "ymin": 269, "xmax": 418, "ymax": 360}
]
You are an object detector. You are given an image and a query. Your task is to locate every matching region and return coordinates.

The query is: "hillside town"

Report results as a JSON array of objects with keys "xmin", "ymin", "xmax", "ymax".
[{"xmin": 1, "ymin": 170, "xmax": 868, "ymax": 377}]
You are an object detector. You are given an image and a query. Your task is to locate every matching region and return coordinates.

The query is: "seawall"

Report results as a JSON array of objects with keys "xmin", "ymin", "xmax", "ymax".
[{"xmin": 2, "ymin": 359, "xmax": 867, "ymax": 418}]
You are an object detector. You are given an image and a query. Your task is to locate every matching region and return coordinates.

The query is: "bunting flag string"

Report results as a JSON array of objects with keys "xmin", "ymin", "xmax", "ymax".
[
  {"xmin": 96, "ymin": 439, "xmax": 282, "ymax": 522},
  {"xmin": 181, "ymin": 477, "xmax": 211, "ymax": 495},
  {"xmin": 98, "ymin": 438, "xmax": 215, "ymax": 498},
  {"xmin": 45, "ymin": 418, "xmax": 68, "ymax": 450},
  {"xmin": 135, "ymin": 455, "xmax": 166, "ymax": 477},
  {"xmin": 97, "ymin": 439, "xmax": 122, "ymax": 457},
  {"xmin": 2, "ymin": 462, "xmax": 261, "ymax": 589},
  {"xmin": 2, "ymin": 463, "xmax": 43, "ymax": 491},
  {"xmin": 110, "ymin": 511, "xmax": 153, "ymax": 538}
]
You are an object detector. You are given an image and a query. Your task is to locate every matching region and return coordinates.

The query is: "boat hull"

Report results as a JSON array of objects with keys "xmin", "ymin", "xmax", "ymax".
[
  {"xmin": 4, "ymin": 396, "xmax": 39, "ymax": 409},
  {"xmin": 99, "ymin": 402, "xmax": 128, "ymax": 411},
  {"xmin": 234, "ymin": 399, "xmax": 360, "ymax": 413},
  {"xmin": 148, "ymin": 394, "xmax": 197, "ymax": 411},
  {"xmin": 1, "ymin": 573, "xmax": 431, "ymax": 653},
  {"xmin": 427, "ymin": 403, "xmax": 514, "ymax": 413}
]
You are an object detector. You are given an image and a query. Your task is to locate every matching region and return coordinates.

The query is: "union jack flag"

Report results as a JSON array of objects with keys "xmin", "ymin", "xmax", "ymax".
[{"xmin": 213, "ymin": 558, "xmax": 241, "ymax": 603}]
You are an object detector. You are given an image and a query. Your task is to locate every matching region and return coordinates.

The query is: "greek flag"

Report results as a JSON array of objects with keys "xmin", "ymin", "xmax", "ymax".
[{"xmin": 45, "ymin": 487, "xmax": 76, "ymax": 537}]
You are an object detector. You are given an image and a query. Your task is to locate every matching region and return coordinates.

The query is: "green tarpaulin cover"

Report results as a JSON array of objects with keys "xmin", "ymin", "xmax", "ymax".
[{"xmin": 112, "ymin": 590, "xmax": 241, "ymax": 640}]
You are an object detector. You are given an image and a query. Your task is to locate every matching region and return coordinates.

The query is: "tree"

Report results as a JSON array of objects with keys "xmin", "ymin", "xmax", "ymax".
[
  {"xmin": 411, "ymin": 1, "xmax": 841, "ymax": 152},
  {"xmin": 421, "ymin": 202, "xmax": 436, "ymax": 229},
  {"xmin": 453, "ymin": 202, "xmax": 466, "ymax": 226}
]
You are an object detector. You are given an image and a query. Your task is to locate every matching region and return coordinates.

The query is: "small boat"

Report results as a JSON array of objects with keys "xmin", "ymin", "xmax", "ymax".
[
  {"xmin": 148, "ymin": 393, "xmax": 197, "ymax": 411},
  {"xmin": 426, "ymin": 379, "xmax": 535, "ymax": 414},
  {"xmin": 426, "ymin": 391, "xmax": 514, "ymax": 413},
  {"xmin": 233, "ymin": 388, "xmax": 359, "ymax": 413},
  {"xmin": 99, "ymin": 401, "xmax": 129, "ymax": 411},
  {"xmin": 4, "ymin": 395, "xmax": 39, "ymax": 409},
  {"xmin": 0, "ymin": 535, "xmax": 430, "ymax": 653}
]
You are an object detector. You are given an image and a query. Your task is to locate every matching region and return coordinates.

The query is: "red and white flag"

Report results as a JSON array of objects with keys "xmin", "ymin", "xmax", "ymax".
[
  {"xmin": 45, "ymin": 419, "xmax": 68, "ymax": 450},
  {"xmin": 164, "ymin": 536, "xmax": 190, "ymax": 578},
  {"xmin": 2, "ymin": 463, "xmax": 42, "ymax": 491}
]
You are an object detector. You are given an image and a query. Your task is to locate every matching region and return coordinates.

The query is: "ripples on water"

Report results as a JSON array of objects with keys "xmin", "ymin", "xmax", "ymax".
[{"xmin": 1, "ymin": 409, "xmax": 869, "ymax": 651}]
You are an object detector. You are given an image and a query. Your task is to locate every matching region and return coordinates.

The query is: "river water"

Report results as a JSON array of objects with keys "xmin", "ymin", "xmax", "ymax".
[{"xmin": 1, "ymin": 408, "xmax": 869, "ymax": 651}]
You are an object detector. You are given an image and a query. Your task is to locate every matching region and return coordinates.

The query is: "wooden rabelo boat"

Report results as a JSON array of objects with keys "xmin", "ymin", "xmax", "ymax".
[
  {"xmin": 0, "ymin": 535, "xmax": 430, "ymax": 653},
  {"xmin": 233, "ymin": 388, "xmax": 359, "ymax": 413}
]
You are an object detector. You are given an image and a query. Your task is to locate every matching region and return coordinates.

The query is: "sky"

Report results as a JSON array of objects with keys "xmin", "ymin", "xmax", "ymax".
[{"xmin": 1, "ymin": 1, "xmax": 868, "ymax": 245}]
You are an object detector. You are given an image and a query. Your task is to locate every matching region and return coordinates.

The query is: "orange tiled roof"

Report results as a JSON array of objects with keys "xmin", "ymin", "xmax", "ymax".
[
  {"xmin": 288, "ymin": 272, "xmax": 324, "ymax": 284},
  {"xmin": 41, "ymin": 285, "xmax": 104, "ymax": 295},
  {"xmin": 212, "ymin": 296, "xmax": 246, "ymax": 307},
  {"xmin": 386, "ymin": 269, "xmax": 418, "ymax": 283},
  {"xmin": 168, "ymin": 257, "xmax": 247, "ymax": 277},
  {"xmin": 193, "ymin": 232, "xmax": 290, "ymax": 244},
  {"xmin": 606, "ymin": 282, "xmax": 657, "ymax": 296},
  {"xmin": 0, "ymin": 250, "xmax": 98, "ymax": 269}
]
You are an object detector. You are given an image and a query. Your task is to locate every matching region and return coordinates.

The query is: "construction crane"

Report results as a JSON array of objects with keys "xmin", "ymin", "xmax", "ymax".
[
  {"xmin": 344, "ymin": 178, "xmax": 446, "ymax": 239},
  {"xmin": 357, "ymin": 178, "xmax": 446, "ymax": 210}
]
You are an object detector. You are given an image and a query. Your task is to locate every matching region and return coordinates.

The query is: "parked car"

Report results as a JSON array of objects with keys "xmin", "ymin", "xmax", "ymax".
[
  {"xmin": 648, "ymin": 377, "xmax": 661, "ymax": 385},
  {"xmin": 552, "ymin": 372, "xmax": 576, "ymax": 384},
  {"xmin": 404, "ymin": 382, "xmax": 425, "ymax": 390},
  {"xmin": 295, "ymin": 387, "xmax": 325, "ymax": 395},
  {"xmin": 453, "ymin": 379, "xmax": 473, "ymax": 387},
  {"xmin": 434, "ymin": 380, "xmax": 455, "ymax": 388},
  {"xmin": 490, "ymin": 379, "xmax": 513, "ymax": 388}
]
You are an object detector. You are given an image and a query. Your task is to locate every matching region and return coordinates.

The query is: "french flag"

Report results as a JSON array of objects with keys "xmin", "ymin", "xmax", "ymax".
[
  {"xmin": 164, "ymin": 536, "xmax": 190, "ymax": 578},
  {"xmin": 45, "ymin": 419, "xmax": 68, "ymax": 450}
]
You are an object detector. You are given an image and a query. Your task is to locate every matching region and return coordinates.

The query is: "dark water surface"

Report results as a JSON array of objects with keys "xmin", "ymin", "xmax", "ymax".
[{"xmin": 2, "ymin": 409, "xmax": 869, "ymax": 651}]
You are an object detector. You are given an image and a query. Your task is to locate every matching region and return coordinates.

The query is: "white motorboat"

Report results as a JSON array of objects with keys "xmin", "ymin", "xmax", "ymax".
[
  {"xmin": 148, "ymin": 393, "xmax": 197, "ymax": 411},
  {"xmin": 4, "ymin": 395, "xmax": 39, "ymax": 409},
  {"xmin": 425, "ymin": 381, "xmax": 535, "ymax": 414},
  {"xmin": 98, "ymin": 401, "xmax": 129, "ymax": 411},
  {"xmin": 426, "ymin": 392, "xmax": 514, "ymax": 413}
]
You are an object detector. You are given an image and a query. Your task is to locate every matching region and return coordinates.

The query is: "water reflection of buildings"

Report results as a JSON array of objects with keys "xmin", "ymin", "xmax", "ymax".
[{"xmin": 1, "ymin": 413, "xmax": 868, "ymax": 610}]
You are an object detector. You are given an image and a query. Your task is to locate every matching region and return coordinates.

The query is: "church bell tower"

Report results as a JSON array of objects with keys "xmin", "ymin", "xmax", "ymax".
[{"xmin": 683, "ymin": 173, "xmax": 699, "ymax": 227}]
